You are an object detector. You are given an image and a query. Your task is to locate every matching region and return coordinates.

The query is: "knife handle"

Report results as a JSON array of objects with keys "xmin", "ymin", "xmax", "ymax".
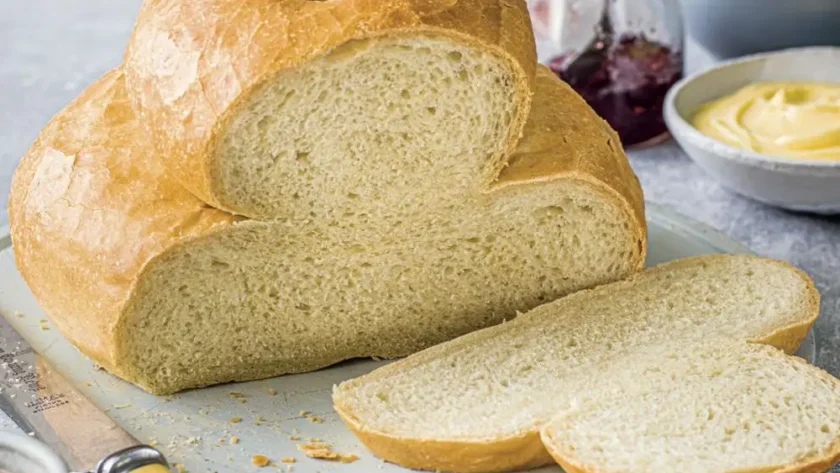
[
  {"xmin": 127, "ymin": 465, "xmax": 171, "ymax": 473},
  {"xmin": 95, "ymin": 445, "xmax": 170, "ymax": 473}
]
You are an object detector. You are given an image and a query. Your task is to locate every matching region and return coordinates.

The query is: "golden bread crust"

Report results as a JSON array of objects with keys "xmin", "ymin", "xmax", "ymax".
[
  {"xmin": 8, "ymin": 70, "xmax": 232, "ymax": 373},
  {"xmin": 123, "ymin": 0, "xmax": 537, "ymax": 216}
]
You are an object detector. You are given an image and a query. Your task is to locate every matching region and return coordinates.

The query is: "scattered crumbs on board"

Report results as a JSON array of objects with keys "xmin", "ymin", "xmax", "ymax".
[
  {"xmin": 306, "ymin": 414, "xmax": 324, "ymax": 424},
  {"xmin": 113, "ymin": 403, "xmax": 132, "ymax": 409},
  {"xmin": 297, "ymin": 442, "xmax": 359, "ymax": 463},
  {"xmin": 238, "ymin": 398, "xmax": 248, "ymax": 404},
  {"xmin": 172, "ymin": 463, "xmax": 187, "ymax": 473},
  {"xmin": 230, "ymin": 436, "xmax": 240, "ymax": 445},
  {"xmin": 229, "ymin": 392, "xmax": 246, "ymax": 399},
  {"xmin": 184, "ymin": 436, "xmax": 200, "ymax": 446},
  {"xmin": 267, "ymin": 388, "xmax": 277, "ymax": 396},
  {"xmin": 14, "ymin": 311, "xmax": 23, "ymax": 318},
  {"xmin": 84, "ymin": 381, "xmax": 92, "ymax": 387},
  {"xmin": 288, "ymin": 435, "xmax": 300, "ymax": 441},
  {"xmin": 39, "ymin": 318, "xmax": 47, "ymax": 323},
  {"xmin": 229, "ymin": 416, "xmax": 242, "ymax": 424},
  {"xmin": 280, "ymin": 457, "xmax": 296, "ymax": 463},
  {"xmin": 39, "ymin": 324, "xmax": 50, "ymax": 331},
  {"xmin": 251, "ymin": 454, "xmax": 271, "ymax": 467},
  {"xmin": 298, "ymin": 410, "xmax": 309, "ymax": 416}
]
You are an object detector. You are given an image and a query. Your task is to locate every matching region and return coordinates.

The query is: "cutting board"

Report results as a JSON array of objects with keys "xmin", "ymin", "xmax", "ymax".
[{"xmin": 0, "ymin": 202, "xmax": 816, "ymax": 473}]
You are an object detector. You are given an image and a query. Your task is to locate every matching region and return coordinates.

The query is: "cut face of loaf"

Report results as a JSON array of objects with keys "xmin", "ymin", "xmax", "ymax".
[
  {"xmin": 124, "ymin": 183, "xmax": 636, "ymax": 393},
  {"xmin": 542, "ymin": 341, "xmax": 840, "ymax": 473},
  {"xmin": 124, "ymin": 0, "xmax": 536, "ymax": 219},
  {"xmin": 9, "ymin": 66, "xmax": 644, "ymax": 394},
  {"xmin": 332, "ymin": 255, "xmax": 821, "ymax": 473}
]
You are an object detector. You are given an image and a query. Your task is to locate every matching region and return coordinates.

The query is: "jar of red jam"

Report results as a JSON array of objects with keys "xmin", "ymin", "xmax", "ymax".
[{"xmin": 528, "ymin": 0, "xmax": 684, "ymax": 147}]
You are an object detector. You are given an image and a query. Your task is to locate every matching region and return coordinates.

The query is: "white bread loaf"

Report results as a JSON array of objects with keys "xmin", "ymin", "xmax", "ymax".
[
  {"xmin": 9, "ymin": 59, "xmax": 645, "ymax": 394},
  {"xmin": 123, "ymin": 0, "xmax": 537, "ymax": 219},
  {"xmin": 333, "ymin": 255, "xmax": 826, "ymax": 473}
]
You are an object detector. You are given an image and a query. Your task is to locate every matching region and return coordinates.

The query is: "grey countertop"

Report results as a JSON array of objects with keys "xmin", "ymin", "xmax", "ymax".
[{"xmin": 2, "ymin": 0, "xmax": 840, "ymax": 463}]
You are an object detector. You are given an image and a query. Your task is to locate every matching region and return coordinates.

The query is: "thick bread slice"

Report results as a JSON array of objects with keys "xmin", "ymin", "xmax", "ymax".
[
  {"xmin": 332, "ymin": 255, "xmax": 820, "ymax": 473},
  {"xmin": 123, "ymin": 0, "xmax": 537, "ymax": 219},
  {"xmin": 542, "ymin": 341, "xmax": 840, "ymax": 473},
  {"xmin": 9, "ymin": 67, "xmax": 644, "ymax": 394}
]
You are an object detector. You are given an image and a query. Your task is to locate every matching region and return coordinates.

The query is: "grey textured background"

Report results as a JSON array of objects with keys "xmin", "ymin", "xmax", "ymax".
[{"xmin": 2, "ymin": 0, "xmax": 840, "ymax": 466}]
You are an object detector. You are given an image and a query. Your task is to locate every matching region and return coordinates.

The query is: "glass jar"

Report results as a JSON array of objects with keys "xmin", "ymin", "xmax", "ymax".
[{"xmin": 528, "ymin": 0, "xmax": 684, "ymax": 147}]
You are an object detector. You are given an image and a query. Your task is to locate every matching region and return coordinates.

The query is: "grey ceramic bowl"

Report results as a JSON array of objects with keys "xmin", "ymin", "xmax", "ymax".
[
  {"xmin": 664, "ymin": 47, "xmax": 840, "ymax": 214},
  {"xmin": 680, "ymin": 0, "xmax": 840, "ymax": 58}
]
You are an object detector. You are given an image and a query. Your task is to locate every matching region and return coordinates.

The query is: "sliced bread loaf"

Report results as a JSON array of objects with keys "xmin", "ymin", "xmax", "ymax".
[
  {"xmin": 9, "ymin": 65, "xmax": 644, "ymax": 394},
  {"xmin": 542, "ymin": 340, "xmax": 840, "ymax": 473},
  {"xmin": 123, "ymin": 0, "xmax": 537, "ymax": 219},
  {"xmin": 332, "ymin": 255, "xmax": 822, "ymax": 473}
]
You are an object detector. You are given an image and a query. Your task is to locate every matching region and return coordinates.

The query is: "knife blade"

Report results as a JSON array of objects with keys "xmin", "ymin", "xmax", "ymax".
[{"xmin": 0, "ymin": 313, "xmax": 169, "ymax": 473}]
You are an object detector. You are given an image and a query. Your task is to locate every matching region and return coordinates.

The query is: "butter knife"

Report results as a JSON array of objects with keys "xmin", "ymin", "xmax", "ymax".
[{"xmin": 0, "ymin": 313, "xmax": 170, "ymax": 473}]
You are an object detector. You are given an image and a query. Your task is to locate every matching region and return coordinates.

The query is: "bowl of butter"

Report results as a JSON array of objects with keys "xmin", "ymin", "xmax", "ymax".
[{"xmin": 664, "ymin": 47, "xmax": 840, "ymax": 213}]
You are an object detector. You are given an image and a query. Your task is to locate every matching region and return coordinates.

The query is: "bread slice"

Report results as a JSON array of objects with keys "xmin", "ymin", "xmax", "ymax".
[
  {"xmin": 542, "ymin": 340, "xmax": 840, "ymax": 473},
  {"xmin": 9, "ymin": 65, "xmax": 644, "ymax": 394},
  {"xmin": 123, "ymin": 0, "xmax": 537, "ymax": 219},
  {"xmin": 332, "ymin": 255, "xmax": 821, "ymax": 473}
]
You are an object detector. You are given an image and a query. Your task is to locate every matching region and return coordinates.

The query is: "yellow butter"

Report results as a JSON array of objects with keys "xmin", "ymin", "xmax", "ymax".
[{"xmin": 692, "ymin": 82, "xmax": 840, "ymax": 161}]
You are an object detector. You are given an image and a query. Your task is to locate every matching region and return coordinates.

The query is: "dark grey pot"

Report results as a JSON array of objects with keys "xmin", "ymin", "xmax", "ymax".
[{"xmin": 679, "ymin": 0, "xmax": 840, "ymax": 58}]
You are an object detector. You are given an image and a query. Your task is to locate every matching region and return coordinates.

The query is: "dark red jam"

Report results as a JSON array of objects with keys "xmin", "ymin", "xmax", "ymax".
[{"xmin": 548, "ymin": 34, "xmax": 682, "ymax": 147}]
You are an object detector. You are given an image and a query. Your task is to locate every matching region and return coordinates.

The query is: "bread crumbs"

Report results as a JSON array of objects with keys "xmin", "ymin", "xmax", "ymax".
[
  {"xmin": 230, "ymin": 436, "xmax": 240, "ymax": 445},
  {"xmin": 298, "ymin": 410, "xmax": 309, "ymax": 416},
  {"xmin": 267, "ymin": 388, "xmax": 277, "ymax": 396},
  {"xmin": 306, "ymin": 414, "xmax": 324, "ymax": 424},
  {"xmin": 288, "ymin": 435, "xmax": 300, "ymax": 441},
  {"xmin": 173, "ymin": 463, "xmax": 187, "ymax": 473},
  {"xmin": 251, "ymin": 454, "xmax": 270, "ymax": 467},
  {"xmin": 229, "ymin": 416, "xmax": 242, "ymax": 423},
  {"xmin": 297, "ymin": 442, "xmax": 359, "ymax": 463},
  {"xmin": 280, "ymin": 457, "xmax": 296, "ymax": 463}
]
